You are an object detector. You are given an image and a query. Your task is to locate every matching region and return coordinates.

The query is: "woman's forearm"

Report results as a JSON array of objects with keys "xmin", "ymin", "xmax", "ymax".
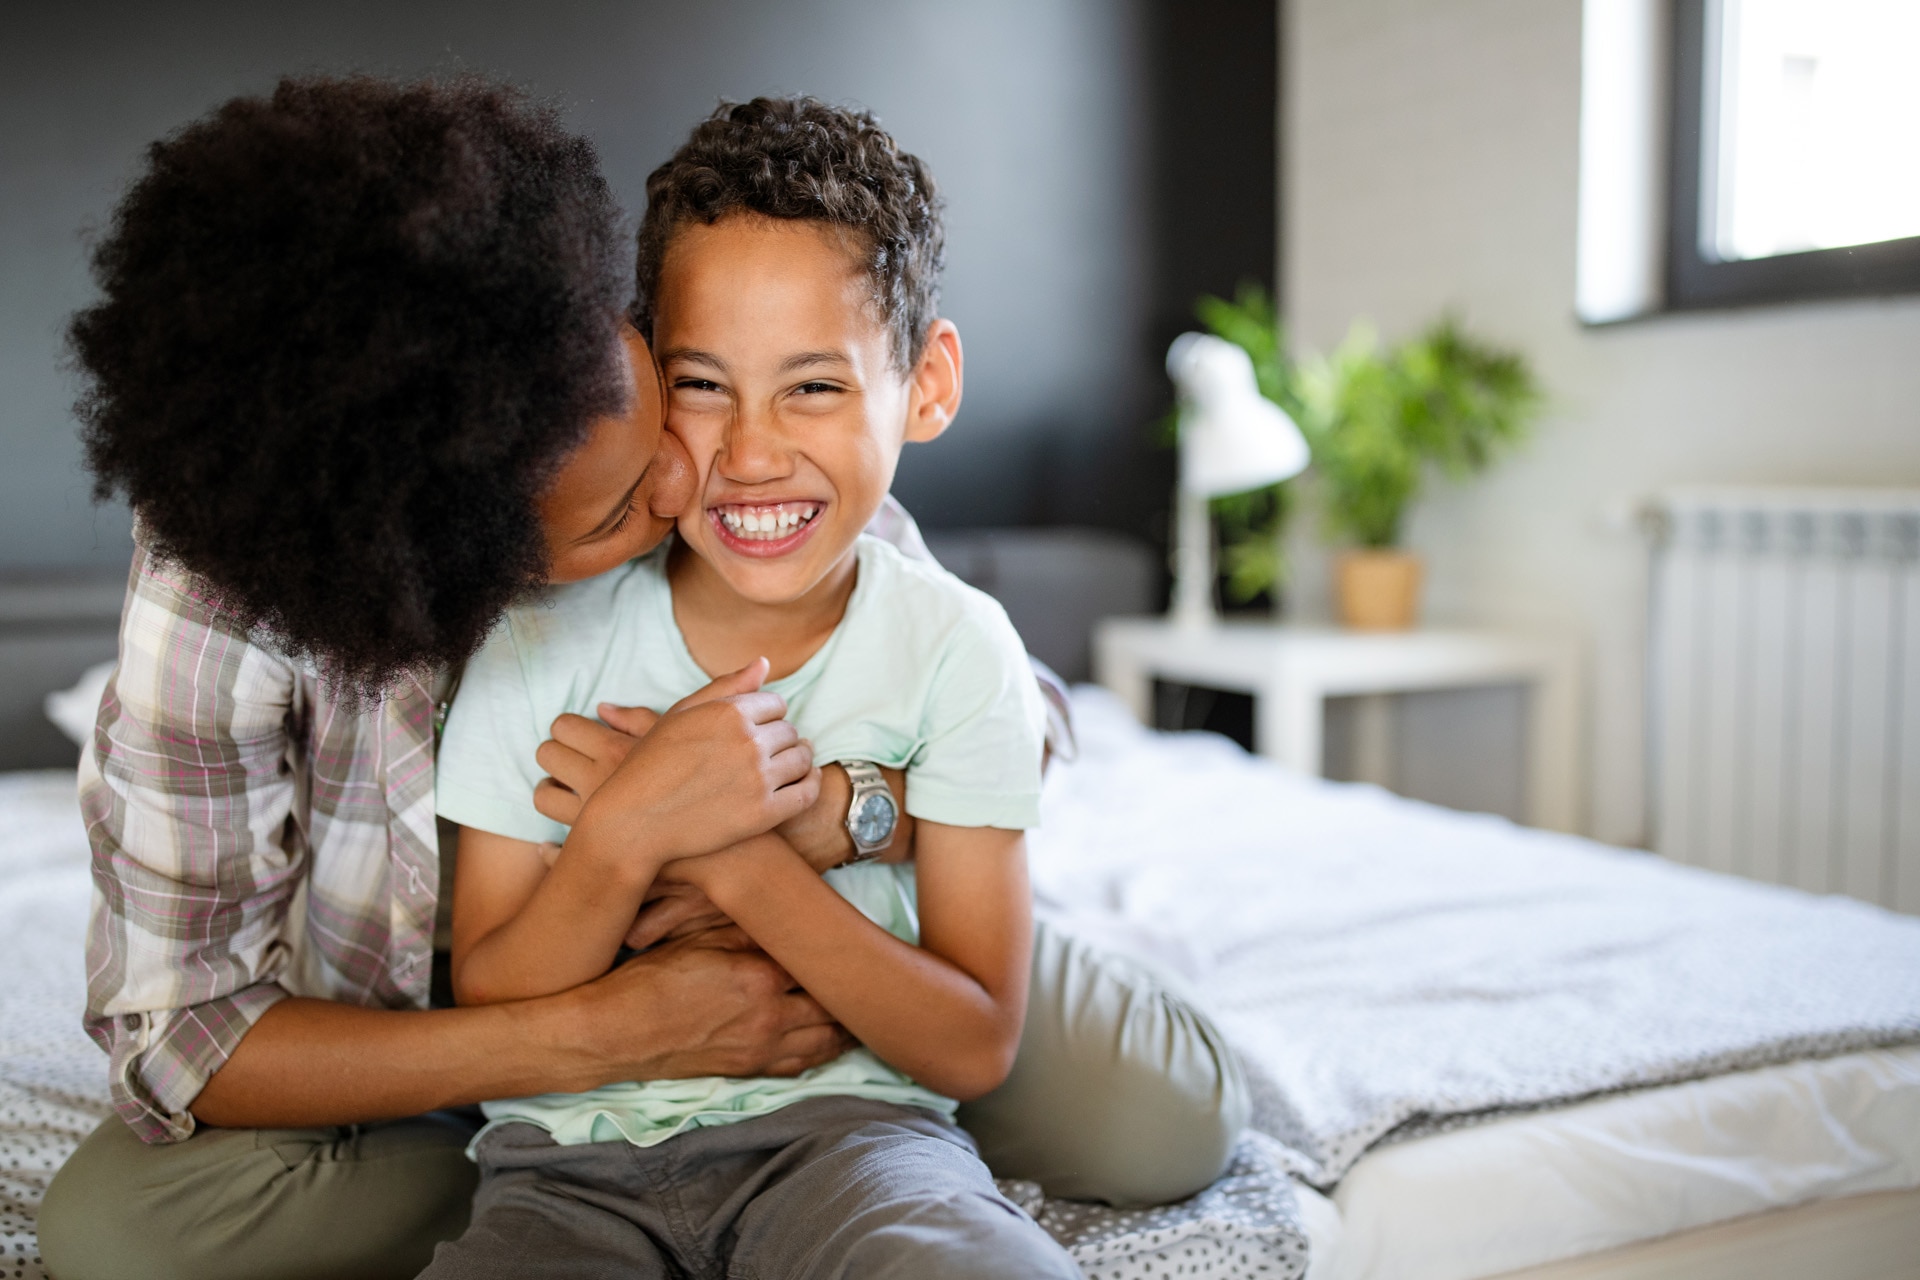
[
  {"xmin": 691, "ymin": 837, "xmax": 1026, "ymax": 1100},
  {"xmin": 189, "ymin": 994, "xmax": 606, "ymax": 1128},
  {"xmin": 192, "ymin": 934, "xmax": 852, "ymax": 1129}
]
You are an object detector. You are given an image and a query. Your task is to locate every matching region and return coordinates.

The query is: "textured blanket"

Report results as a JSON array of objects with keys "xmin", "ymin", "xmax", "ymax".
[{"xmin": 1030, "ymin": 691, "xmax": 1920, "ymax": 1189}]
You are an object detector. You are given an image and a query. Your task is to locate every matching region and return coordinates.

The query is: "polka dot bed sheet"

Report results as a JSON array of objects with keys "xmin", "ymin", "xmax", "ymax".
[{"xmin": 0, "ymin": 769, "xmax": 1310, "ymax": 1280}]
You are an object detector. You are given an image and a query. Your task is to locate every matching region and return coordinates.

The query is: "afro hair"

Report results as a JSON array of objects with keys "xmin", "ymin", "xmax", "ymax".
[{"xmin": 71, "ymin": 75, "xmax": 630, "ymax": 692}]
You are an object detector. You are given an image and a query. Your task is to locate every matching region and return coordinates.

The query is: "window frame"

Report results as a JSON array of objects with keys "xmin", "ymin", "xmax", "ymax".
[{"xmin": 1666, "ymin": 0, "xmax": 1920, "ymax": 310}]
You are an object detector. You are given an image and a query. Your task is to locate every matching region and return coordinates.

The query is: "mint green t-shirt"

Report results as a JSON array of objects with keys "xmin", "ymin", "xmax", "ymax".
[{"xmin": 435, "ymin": 534, "xmax": 1047, "ymax": 1148}]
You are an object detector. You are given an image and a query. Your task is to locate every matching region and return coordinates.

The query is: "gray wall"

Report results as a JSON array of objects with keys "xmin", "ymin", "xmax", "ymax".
[{"xmin": 1, "ymin": 0, "xmax": 1163, "ymax": 570}]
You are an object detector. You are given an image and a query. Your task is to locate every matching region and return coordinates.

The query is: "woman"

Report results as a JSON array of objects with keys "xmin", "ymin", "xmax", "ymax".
[{"xmin": 39, "ymin": 75, "xmax": 1243, "ymax": 1280}]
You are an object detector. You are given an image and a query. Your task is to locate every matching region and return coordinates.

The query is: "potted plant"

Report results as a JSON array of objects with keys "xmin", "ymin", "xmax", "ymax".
[
  {"xmin": 1296, "ymin": 318, "xmax": 1540, "ymax": 627},
  {"xmin": 1193, "ymin": 291, "xmax": 1542, "ymax": 630}
]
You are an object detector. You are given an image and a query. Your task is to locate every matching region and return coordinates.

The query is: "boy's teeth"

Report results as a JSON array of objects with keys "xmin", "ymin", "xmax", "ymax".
[{"xmin": 716, "ymin": 502, "xmax": 822, "ymax": 541}]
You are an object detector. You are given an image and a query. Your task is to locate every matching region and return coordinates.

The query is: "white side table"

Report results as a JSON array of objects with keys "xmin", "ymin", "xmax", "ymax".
[{"xmin": 1093, "ymin": 618, "xmax": 1583, "ymax": 832}]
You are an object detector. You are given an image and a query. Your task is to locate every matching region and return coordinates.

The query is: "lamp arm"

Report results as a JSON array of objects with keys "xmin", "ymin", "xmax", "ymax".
[{"xmin": 1172, "ymin": 483, "xmax": 1215, "ymax": 630}]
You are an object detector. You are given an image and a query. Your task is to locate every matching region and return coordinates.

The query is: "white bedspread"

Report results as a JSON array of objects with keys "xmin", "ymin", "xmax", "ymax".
[
  {"xmin": 1030, "ymin": 691, "xmax": 1920, "ymax": 1191},
  {"xmin": 0, "ymin": 770, "xmax": 106, "ymax": 1280}
]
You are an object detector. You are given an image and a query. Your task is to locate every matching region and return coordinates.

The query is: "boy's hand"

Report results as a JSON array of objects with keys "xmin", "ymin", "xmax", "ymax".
[
  {"xmin": 568, "ymin": 666, "xmax": 821, "ymax": 872},
  {"xmin": 533, "ymin": 704, "xmax": 655, "ymax": 826},
  {"xmin": 534, "ymin": 658, "xmax": 797, "ymax": 826}
]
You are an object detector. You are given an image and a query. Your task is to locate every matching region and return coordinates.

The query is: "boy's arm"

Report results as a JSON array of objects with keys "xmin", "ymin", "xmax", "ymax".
[
  {"xmin": 536, "ymin": 708, "xmax": 915, "ymax": 869},
  {"xmin": 450, "ymin": 826, "xmax": 634, "ymax": 1005},
  {"xmin": 449, "ymin": 683, "xmax": 818, "ymax": 1006},
  {"xmin": 677, "ymin": 822, "xmax": 1032, "ymax": 1101}
]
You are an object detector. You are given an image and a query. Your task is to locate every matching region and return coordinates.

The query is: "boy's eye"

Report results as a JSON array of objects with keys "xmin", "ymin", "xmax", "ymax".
[
  {"xmin": 794, "ymin": 382, "xmax": 841, "ymax": 396},
  {"xmin": 673, "ymin": 378, "xmax": 723, "ymax": 394}
]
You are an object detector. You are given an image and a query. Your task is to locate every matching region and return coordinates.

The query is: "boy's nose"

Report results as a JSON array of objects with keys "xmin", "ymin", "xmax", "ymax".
[{"xmin": 717, "ymin": 415, "xmax": 794, "ymax": 485}]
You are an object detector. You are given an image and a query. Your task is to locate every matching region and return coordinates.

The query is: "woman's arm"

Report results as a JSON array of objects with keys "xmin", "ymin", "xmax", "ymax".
[
  {"xmin": 192, "ymin": 928, "xmax": 849, "ymax": 1128},
  {"xmin": 677, "ymin": 823, "xmax": 1033, "ymax": 1101}
]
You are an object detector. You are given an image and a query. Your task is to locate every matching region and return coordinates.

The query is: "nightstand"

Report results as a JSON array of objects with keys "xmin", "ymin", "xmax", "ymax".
[{"xmin": 1092, "ymin": 618, "xmax": 1582, "ymax": 832}]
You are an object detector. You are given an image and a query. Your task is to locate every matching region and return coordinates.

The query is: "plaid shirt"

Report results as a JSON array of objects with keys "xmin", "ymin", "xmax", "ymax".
[
  {"xmin": 79, "ymin": 541, "xmax": 442, "ymax": 1142},
  {"xmin": 81, "ymin": 501, "xmax": 1071, "ymax": 1144}
]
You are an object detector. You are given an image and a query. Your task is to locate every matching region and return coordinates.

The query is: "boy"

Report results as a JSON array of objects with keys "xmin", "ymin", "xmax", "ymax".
[{"xmin": 427, "ymin": 98, "xmax": 1081, "ymax": 1277}]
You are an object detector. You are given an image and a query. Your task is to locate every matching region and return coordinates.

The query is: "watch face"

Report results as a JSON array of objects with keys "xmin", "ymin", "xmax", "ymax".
[{"xmin": 850, "ymin": 791, "xmax": 897, "ymax": 846}]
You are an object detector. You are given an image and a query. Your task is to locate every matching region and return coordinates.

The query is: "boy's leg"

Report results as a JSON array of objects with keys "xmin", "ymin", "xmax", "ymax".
[
  {"xmin": 723, "ymin": 1097, "xmax": 1080, "ymax": 1280},
  {"xmin": 419, "ymin": 1124, "xmax": 671, "ymax": 1280},
  {"xmin": 959, "ymin": 917, "xmax": 1250, "ymax": 1206},
  {"xmin": 38, "ymin": 1112, "xmax": 477, "ymax": 1280}
]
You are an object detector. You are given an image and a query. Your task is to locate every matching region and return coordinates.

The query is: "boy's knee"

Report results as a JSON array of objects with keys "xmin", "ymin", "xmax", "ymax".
[
  {"xmin": 849, "ymin": 1192, "xmax": 1080, "ymax": 1280},
  {"xmin": 959, "ymin": 920, "xmax": 1248, "ymax": 1206}
]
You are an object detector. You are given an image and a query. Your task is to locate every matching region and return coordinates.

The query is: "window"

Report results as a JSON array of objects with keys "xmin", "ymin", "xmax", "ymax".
[{"xmin": 1668, "ymin": 0, "xmax": 1920, "ymax": 308}]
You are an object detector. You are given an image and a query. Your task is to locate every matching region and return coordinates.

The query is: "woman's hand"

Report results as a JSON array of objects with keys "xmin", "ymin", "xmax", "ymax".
[
  {"xmin": 624, "ymin": 879, "xmax": 733, "ymax": 950},
  {"xmin": 578, "ymin": 927, "xmax": 855, "ymax": 1080}
]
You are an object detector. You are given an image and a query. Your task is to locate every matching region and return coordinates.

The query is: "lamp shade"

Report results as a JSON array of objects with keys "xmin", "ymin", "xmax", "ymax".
[{"xmin": 1166, "ymin": 332, "xmax": 1310, "ymax": 496}]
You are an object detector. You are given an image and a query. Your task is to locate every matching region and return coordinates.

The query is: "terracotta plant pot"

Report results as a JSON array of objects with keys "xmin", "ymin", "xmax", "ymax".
[{"xmin": 1335, "ymin": 549, "xmax": 1424, "ymax": 630}]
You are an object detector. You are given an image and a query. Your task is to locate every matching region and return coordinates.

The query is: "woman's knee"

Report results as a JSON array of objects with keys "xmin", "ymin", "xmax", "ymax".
[
  {"xmin": 959, "ymin": 920, "xmax": 1248, "ymax": 1207},
  {"xmin": 40, "ymin": 1114, "xmax": 477, "ymax": 1280},
  {"xmin": 39, "ymin": 1116, "xmax": 229, "ymax": 1280}
]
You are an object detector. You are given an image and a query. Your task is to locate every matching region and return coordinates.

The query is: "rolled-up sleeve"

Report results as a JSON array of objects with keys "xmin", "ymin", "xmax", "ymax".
[{"xmin": 78, "ymin": 551, "xmax": 305, "ymax": 1143}]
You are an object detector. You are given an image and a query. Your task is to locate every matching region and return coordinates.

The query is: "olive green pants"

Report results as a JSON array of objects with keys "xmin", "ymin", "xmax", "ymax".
[{"xmin": 39, "ymin": 921, "xmax": 1246, "ymax": 1280}]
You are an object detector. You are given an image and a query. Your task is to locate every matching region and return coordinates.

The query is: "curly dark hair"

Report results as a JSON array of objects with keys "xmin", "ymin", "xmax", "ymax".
[
  {"xmin": 633, "ymin": 96, "xmax": 945, "ymax": 371},
  {"xmin": 71, "ymin": 75, "xmax": 629, "ymax": 692}
]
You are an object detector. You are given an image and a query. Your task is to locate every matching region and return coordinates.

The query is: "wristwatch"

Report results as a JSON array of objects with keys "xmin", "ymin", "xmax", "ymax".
[{"xmin": 840, "ymin": 760, "xmax": 898, "ymax": 863}]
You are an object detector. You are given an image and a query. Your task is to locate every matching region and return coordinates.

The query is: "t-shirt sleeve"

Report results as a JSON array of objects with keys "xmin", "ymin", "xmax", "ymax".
[
  {"xmin": 435, "ymin": 618, "xmax": 568, "ymax": 846},
  {"xmin": 905, "ymin": 601, "xmax": 1048, "ymax": 830}
]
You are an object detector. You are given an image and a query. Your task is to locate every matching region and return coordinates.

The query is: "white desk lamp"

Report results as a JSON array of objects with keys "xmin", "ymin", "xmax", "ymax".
[{"xmin": 1165, "ymin": 332, "xmax": 1311, "ymax": 628}]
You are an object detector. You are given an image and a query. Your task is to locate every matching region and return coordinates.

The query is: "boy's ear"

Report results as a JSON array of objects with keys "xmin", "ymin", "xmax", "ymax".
[{"xmin": 904, "ymin": 319, "xmax": 963, "ymax": 444}]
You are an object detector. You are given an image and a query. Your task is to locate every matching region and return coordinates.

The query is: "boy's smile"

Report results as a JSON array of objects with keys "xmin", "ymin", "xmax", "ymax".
[
  {"xmin": 710, "ymin": 500, "xmax": 825, "ymax": 555},
  {"xmin": 654, "ymin": 213, "xmax": 960, "ymax": 647}
]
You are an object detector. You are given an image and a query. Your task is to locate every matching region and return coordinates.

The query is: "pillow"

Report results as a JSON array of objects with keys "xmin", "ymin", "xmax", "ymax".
[{"xmin": 44, "ymin": 661, "xmax": 116, "ymax": 748}]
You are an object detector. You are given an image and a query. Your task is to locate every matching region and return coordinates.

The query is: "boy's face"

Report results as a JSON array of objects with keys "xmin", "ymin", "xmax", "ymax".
[{"xmin": 654, "ymin": 213, "xmax": 959, "ymax": 606}]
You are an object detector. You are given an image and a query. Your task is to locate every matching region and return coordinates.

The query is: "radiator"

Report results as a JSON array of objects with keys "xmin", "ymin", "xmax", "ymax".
[{"xmin": 1647, "ymin": 487, "xmax": 1920, "ymax": 914}]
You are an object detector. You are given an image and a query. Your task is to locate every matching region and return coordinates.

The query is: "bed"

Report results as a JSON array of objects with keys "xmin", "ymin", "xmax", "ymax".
[{"xmin": 4, "ymin": 688, "xmax": 1919, "ymax": 1280}]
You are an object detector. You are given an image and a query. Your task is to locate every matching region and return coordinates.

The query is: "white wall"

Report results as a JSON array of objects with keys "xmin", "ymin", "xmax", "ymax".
[{"xmin": 1283, "ymin": 0, "xmax": 1920, "ymax": 844}]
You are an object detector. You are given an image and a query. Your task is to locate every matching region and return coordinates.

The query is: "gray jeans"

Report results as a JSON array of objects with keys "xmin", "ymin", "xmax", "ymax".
[{"xmin": 421, "ymin": 1099, "xmax": 1081, "ymax": 1279}]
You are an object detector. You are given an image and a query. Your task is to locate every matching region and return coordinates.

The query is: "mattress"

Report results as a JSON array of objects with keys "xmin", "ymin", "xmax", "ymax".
[{"xmin": 1296, "ymin": 1045, "xmax": 1920, "ymax": 1280}]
